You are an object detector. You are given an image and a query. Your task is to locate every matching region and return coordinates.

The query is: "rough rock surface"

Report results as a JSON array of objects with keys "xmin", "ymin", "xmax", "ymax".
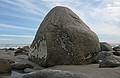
[
  {"xmin": 14, "ymin": 55, "xmax": 44, "ymax": 71},
  {"xmin": 113, "ymin": 45, "xmax": 120, "ymax": 51},
  {"xmin": 24, "ymin": 68, "xmax": 35, "ymax": 73},
  {"xmin": 113, "ymin": 51, "xmax": 120, "ymax": 56},
  {"xmin": 0, "ymin": 49, "xmax": 15, "ymax": 73},
  {"xmin": 98, "ymin": 51, "xmax": 120, "ymax": 68},
  {"xmin": 22, "ymin": 69, "xmax": 89, "ymax": 78},
  {"xmin": 15, "ymin": 46, "xmax": 30, "ymax": 56},
  {"xmin": 100, "ymin": 42, "xmax": 113, "ymax": 51},
  {"xmin": 0, "ymin": 59, "xmax": 12, "ymax": 73},
  {"xmin": 11, "ymin": 62, "xmax": 33, "ymax": 70},
  {"xmin": 29, "ymin": 6, "xmax": 100, "ymax": 67}
]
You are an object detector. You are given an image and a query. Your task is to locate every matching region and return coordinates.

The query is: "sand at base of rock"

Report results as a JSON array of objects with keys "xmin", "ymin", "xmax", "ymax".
[
  {"xmin": 1, "ymin": 64, "xmax": 120, "ymax": 78},
  {"xmin": 48, "ymin": 64, "xmax": 120, "ymax": 78}
]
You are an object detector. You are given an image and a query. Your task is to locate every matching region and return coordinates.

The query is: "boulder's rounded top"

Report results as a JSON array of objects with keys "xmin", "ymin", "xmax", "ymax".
[
  {"xmin": 52, "ymin": 6, "xmax": 69, "ymax": 10},
  {"xmin": 50, "ymin": 6, "xmax": 73, "ymax": 14}
]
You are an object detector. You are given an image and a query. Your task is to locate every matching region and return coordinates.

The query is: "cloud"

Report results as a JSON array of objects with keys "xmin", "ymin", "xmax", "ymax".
[
  {"xmin": 0, "ymin": 13, "xmax": 40, "ymax": 21},
  {"xmin": 0, "ymin": 0, "xmax": 45, "ymax": 23},
  {"xmin": 87, "ymin": 0, "xmax": 120, "ymax": 37},
  {"xmin": 0, "ymin": 23, "xmax": 37, "ymax": 31},
  {"xmin": 0, "ymin": 0, "xmax": 45, "ymax": 16},
  {"xmin": 16, "ymin": 0, "xmax": 45, "ymax": 15},
  {"xmin": 94, "ymin": 24, "xmax": 120, "ymax": 36}
]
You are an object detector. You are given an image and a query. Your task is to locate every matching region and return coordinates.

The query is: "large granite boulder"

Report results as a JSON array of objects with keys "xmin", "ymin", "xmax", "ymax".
[
  {"xmin": 29, "ymin": 6, "xmax": 100, "ymax": 67},
  {"xmin": 100, "ymin": 42, "xmax": 113, "ymax": 51},
  {"xmin": 22, "ymin": 69, "xmax": 89, "ymax": 78}
]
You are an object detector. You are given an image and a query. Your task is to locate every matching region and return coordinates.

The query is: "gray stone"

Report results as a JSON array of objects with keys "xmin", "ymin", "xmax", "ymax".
[
  {"xmin": 0, "ymin": 59, "xmax": 12, "ymax": 73},
  {"xmin": 11, "ymin": 62, "xmax": 33, "ymax": 70},
  {"xmin": 22, "ymin": 69, "xmax": 89, "ymax": 78},
  {"xmin": 15, "ymin": 46, "xmax": 30, "ymax": 56},
  {"xmin": 113, "ymin": 51, "xmax": 120, "ymax": 56},
  {"xmin": 14, "ymin": 55, "xmax": 44, "ymax": 71},
  {"xmin": 113, "ymin": 45, "xmax": 120, "ymax": 51},
  {"xmin": 24, "ymin": 68, "xmax": 35, "ymax": 73},
  {"xmin": 100, "ymin": 42, "xmax": 113, "ymax": 51},
  {"xmin": 29, "ymin": 6, "xmax": 100, "ymax": 67},
  {"xmin": 98, "ymin": 51, "xmax": 120, "ymax": 68}
]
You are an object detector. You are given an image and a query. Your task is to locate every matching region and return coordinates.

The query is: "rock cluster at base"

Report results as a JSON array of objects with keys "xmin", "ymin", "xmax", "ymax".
[{"xmin": 98, "ymin": 51, "xmax": 120, "ymax": 68}]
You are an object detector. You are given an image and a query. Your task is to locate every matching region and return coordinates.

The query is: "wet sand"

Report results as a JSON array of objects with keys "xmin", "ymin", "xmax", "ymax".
[
  {"xmin": 1, "ymin": 63, "xmax": 120, "ymax": 78},
  {"xmin": 49, "ymin": 64, "xmax": 120, "ymax": 78}
]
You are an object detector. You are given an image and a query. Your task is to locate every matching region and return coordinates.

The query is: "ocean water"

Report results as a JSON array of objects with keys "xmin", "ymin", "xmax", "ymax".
[{"xmin": 0, "ymin": 44, "xmax": 30, "ymax": 49}]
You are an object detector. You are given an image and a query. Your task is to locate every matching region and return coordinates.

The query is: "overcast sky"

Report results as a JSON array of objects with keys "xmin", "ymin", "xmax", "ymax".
[{"xmin": 0, "ymin": 0, "xmax": 120, "ymax": 44}]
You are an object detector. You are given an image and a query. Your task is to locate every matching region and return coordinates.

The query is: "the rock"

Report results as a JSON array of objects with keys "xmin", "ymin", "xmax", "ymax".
[
  {"xmin": 113, "ymin": 51, "xmax": 120, "ymax": 56},
  {"xmin": 8, "ymin": 48, "xmax": 15, "ymax": 51},
  {"xmin": 22, "ymin": 46, "xmax": 30, "ymax": 52},
  {"xmin": 15, "ymin": 55, "xmax": 29, "ymax": 61},
  {"xmin": 24, "ymin": 68, "xmax": 35, "ymax": 73},
  {"xmin": 29, "ymin": 6, "xmax": 100, "ymax": 67},
  {"xmin": 113, "ymin": 45, "xmax": 120, "ymax": 51},
  {"xmin": 22, "ymin": 69, "xmax": 89, "ymax": 78},
  {"xmin": 15, "ymin": 46, "xmax": 30, "ymax": 56},
  {"xmin": 0, "ymin": 49, "xmax": 15, "ymax": 61},
  {"xmin": 14, "ymin": 55, "xmax": 44, "ymax": 71},
  {"xmin": 0, "ymin": 59, "xmax": 12, "ymax": 73},
  {"xmin": 100, "ymin": 42, "xmax": 113, "ymax": 51},
  {"xmin": 98, "ymin": 51, "xmax": 120, "ymax": 68},
  {"xmin": 15, "ymin": 50, "xmax": 26, "ymax": 56},
  {"xmin": 11, "ymin": 62, "xmax": 33, "ymax": 70}
]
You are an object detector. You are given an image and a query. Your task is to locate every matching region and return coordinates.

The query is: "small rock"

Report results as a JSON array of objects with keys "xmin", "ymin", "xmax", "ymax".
[
  {"xmin": 24, "ymin": 68, "xmax": 35, "ymax": 73},
  {"xmin": 113, "ymin": 51, "xmax": 120, "ymax": 56},
  {"xmin": 113, "ymin": 45, "xmax": 120, "ymax": 51},
  {"xmin": 98, "ymin": 51, "xmax": 120, "ymax": 68},
  {"xmin": 8, "ymin": 48, "xmax": 15, "ymax": 51},
  {"xmin": 15, "ymin": 46, "xmax": 30, "ymax": 56},
  {"xmin": 33, "ymin": 66, "xmax": 44, "ymax": 70},
  {"xmin": 100, "ymin": 42, "xmax": 113, "ymax": 51},
  {"xmin": 11, "ymin": 63, "xmax": 33, "ymax": 70},
  {"xmin": 15, "ymin": 49, "xmax": 28, "ymax": 56},
  {"xmin": 15, "ymin": 55, "xmax": 28, "ymax": 60},
  {"xmin": 0, "ymin": 59, "xmax": 12, "ymax": 73}
]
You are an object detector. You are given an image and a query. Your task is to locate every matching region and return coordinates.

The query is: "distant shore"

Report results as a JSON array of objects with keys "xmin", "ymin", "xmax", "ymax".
[
  {"xmin": 0, "ymin": 44, "xmax": 30, "ymax": 49},
  {"xmin": 0, "ymin": 43, "xmax": 119, "ymax": 49}
]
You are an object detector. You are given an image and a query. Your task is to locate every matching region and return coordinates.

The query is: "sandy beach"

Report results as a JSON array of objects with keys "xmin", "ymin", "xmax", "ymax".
[{"xmin": 1, "ymin": 64, "xmax": 120, "ymax": 78}]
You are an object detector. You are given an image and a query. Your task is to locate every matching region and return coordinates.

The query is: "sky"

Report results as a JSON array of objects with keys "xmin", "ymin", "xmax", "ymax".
[{"xmin": 0, "ymin": 0, "xmax": 120, "ymax": 45}]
